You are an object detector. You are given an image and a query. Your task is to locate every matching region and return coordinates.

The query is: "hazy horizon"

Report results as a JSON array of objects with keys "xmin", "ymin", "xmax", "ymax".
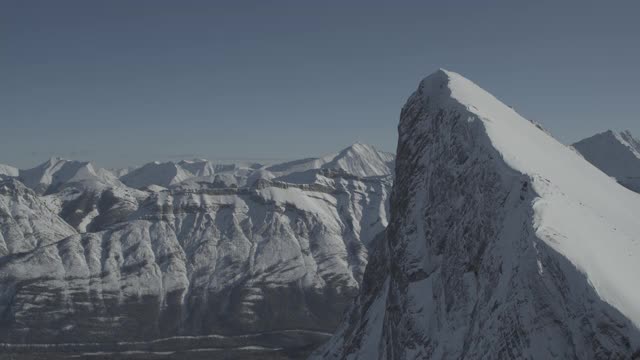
[{"xmin": 3, "ymin": 0, "xmax": 640, "ymax": 168}]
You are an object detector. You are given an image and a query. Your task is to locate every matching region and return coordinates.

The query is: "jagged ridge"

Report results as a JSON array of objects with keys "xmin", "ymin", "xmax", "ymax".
[
  {"xmin": 314, "ymin": 69, "xmax": 640, "ymax": 359},
  {"xmin": 0, "ymin": 145, "xmax": 393, "ymax": 356}
]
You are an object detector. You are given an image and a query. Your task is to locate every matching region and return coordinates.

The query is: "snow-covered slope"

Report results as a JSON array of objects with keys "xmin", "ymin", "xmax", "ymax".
[
  {"xmin": 324, "ymin": 143, "xmax": 395, "ymax": 178},
  {"xmin": 13, "ymin": 158, "xmax": 144, "ymax": 234},
  {"xmin": 573, "ymin": 130, "xmax": 640, "ymax": 193},
  {"xmin": 42, "ymin": 182, "xmax": 145, "ymax": 233},
  {"xmin": 0, "ymin": 179, "xmax": 77, "ymax": 256},
  {"xmin": 121, "ymin": 160, "xmax": 264, "ymax": 189},
  {"xmin": 177, "ymin": 159, "xmax": 217, "ymax": 177},
  {"xmin": 0, "ymin": 175, "xmax": 390, "ymax": 344},
  {"xmin": 314, "ymin": 69, "xmax": 640, "ymax": 359},
  {"xmin": 120, "ymin": 161, "xmax": 194, "ymax": 188},
  {"xmin": 18, "ymin": 157, "xmax": 121, "ymax": 194},
  {"xmin": 0, "ymin": 164, "xmax": 18, "ymax": 178},
  {"xmin": 0, "ymin": 147, "xmax": 393, "ymax": 354},
  {"xmin": 267, "ymin": 144, "xmax": 394, "ymax": 179},
  {"xmin": 120, "ymin": 144, "xmax": 393, "ymax": 192}
]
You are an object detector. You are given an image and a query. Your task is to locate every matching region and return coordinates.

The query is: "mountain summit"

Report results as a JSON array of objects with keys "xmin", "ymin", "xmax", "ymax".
[
  {"xmin": 267, "ymin": 143, "xmax": 394, "ymax": 179},
  {"xmin": 18, "ymin": 157, "xmax": 121, "ymax": 194},
  {"xmin": 313, "ymin": 69, "xmax": 640, "ymax": 359},
  {"xmin": 324, "ymin": 143, "xmax": 395, "ymax": 178}
]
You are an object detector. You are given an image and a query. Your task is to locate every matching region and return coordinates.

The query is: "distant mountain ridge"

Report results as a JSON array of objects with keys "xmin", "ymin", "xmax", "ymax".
[
  {"xmin": 573, "ymin": 130, "xmax": 640, "ymax": 193},
  {"xmin": 0, "ymin": 143, "xmax": 394, "ymax": 357},
  {"xmin": 17, "ymin": 157, "xmax": 122, "ymax": 195},
  {"xmin": 267, "ymin": 143, "xmax": 394, "ymax": 179}
]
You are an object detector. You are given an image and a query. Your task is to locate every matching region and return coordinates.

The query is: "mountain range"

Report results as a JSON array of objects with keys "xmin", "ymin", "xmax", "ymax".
[
  {"xmin": 1, "ymin": 71, "xmax": 640, "ymax": 359},
  {"xmin": 0, "ymin": 144, "xmax": 393, "ymax": 358}
]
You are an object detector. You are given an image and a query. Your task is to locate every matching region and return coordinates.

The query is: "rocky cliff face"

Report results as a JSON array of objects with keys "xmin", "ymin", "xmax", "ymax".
[
  {"xmin": 313, "ymin": 70, "xmax": 640, "ymax": 359},
  {"xmin": 0, "ymin": 179, "xmax": 77, "ymax": 256},
  {"xmin": 0, "ymin": 146, "xmax": 392, "ymax": 355}
]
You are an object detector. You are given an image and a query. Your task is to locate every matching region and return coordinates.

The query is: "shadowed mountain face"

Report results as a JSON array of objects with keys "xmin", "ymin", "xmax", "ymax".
[
  {"xmin": 0, "ymin": 145, "xmax": 393, "ymax": 357},
  {"xmin": 313, "ymin": 70, "xmax": 640, "ymax": 359},
  {"xmin": 573, "ymin": 130, "xmax": 640, "ymax": 193}
]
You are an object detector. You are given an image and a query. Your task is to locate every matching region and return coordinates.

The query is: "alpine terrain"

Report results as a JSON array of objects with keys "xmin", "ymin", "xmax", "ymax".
[
  {"xmin": 573, "ymin": 130, "xmax": 640, "ymax": 193},
  {"xmin": 313, "ymin": 70, "xmax": 640, "ymax": 359},
  {"xmin": 0, "ymin": 144, "xmax": 393, "ymax": 358}
]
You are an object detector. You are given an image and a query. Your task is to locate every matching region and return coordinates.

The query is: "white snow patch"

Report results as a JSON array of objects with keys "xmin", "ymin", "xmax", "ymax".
[{"xmin": 437, "ymin": 69, "xmax": 640, "ymax": 327}]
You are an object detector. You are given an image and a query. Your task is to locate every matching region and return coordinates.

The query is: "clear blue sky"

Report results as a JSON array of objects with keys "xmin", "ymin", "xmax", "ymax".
[{"xmin": 2, "ymin": 0, "xmax": 639, "ymax": 168}]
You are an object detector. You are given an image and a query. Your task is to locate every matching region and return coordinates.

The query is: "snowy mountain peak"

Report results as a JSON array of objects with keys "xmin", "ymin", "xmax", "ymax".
[
  {"xmin": 573, "ymin": 129, "xmax": 640, "ymax": 193},
  {"xmin": 315, "ymin": 70, "xmax": 640, "ymax": 359},
  {"xmin": 339, "ymin": 142, "xmax": 383, "ymax": 155},
  {"xmin": 419, "ymin": 71, "xmax": 640, "ymax": 326},
  {"xmin": 266, "ymin": 143, "xmax": 394, "ymax": 179},
  {"xmin": 177, "ymin": 159, "xmax": 216, "ymax": 177},
  {"xmin": 325, "ymin": 143, "xmax": 395, "ymax": 177},
  {"xmin": 577, "ymin": 129, "xmax": 640, "ymax": 157},
  {"xmin": 0, "ymin": 163, "xmax": 19, "ymax": 177},
  {"xmin": 120, "ymin": 159, "xmax": 264, "ymax": 189},
  {"xmin": 418, "ymin": 68, "xmax": 517, "ymax": 119},
  {"xmin": 0, "ymin": 178, "xmax": 77, "ymax": 255},
  {"xmin": 120, "ymin": 161, "xmax": 194, "ymax": 188},
  {"xmin": 18, "ymin": 158, "xmax": 117, "ymax": 194}
]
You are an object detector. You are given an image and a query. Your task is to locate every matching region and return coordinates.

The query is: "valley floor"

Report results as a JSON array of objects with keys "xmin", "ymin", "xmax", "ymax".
[
  {"xmin": 0, "ymin": 330, "xmax": 329, "ymax": 360},
  {"xmin": 0, "ymin": 347, "xmax": 316, "ymax": 360}
]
